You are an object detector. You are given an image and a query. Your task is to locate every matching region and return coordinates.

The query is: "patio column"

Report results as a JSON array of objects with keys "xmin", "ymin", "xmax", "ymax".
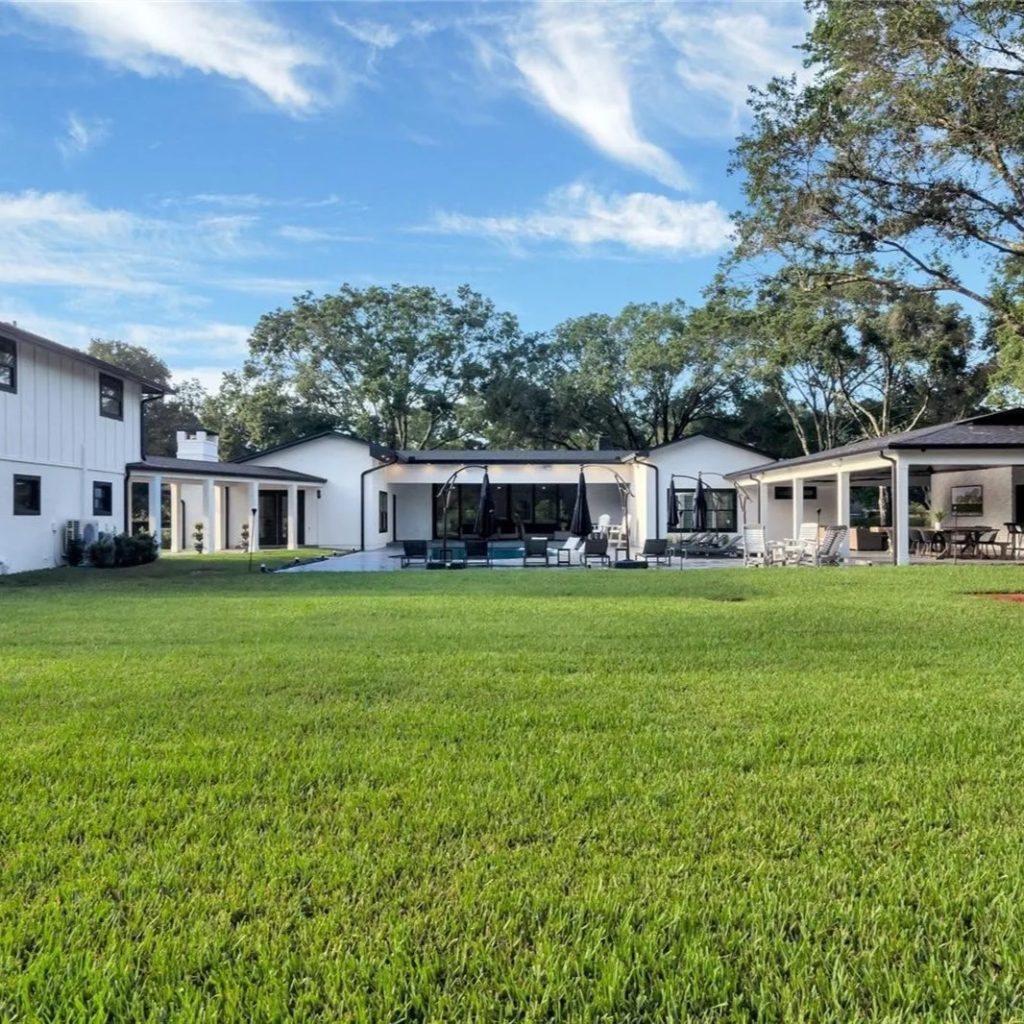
[
  {"xmin": 248, "ymin": 482, "xmax": 260, "ymax": 553},
  {"xmin": 758, "ymin": 480, "xmax": 769, "ymax": 528},
  {"xmin": 202, "ymin": 478, "xmax": 215, "ymax": 553},
  {"xmin": 213, "ymin": 482, "xmax": 226, "ymax": 552},
  {"xmin": 286, "ymin": 483, "xmax": 298, "ymax": 550},
  {"xmin": 836, "ymin": 470, "xmax": 851, "ymax": 557},
  {"xmin": 169, "ymin": 482, "xmax": 181, "ymax": 553},
  {"xmin": 894, "ymin": 457, "xmax": 911, "ymax": 566},
  {"xmin": 147, "ymin": 474, "xmax": 162, "ymax": 555},
  {"xmin": 792, "ymin": 477, "xmax": 804, "ymax": 539}
]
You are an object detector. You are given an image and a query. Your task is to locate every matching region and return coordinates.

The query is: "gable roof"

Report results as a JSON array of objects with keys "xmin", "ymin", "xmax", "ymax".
[
  {"xmin": 728, "ymin": 408, "xmax": 1024, "ymax": 478},
  {"xmin": 236, "ymin": 430, "xmax": 382, "ymax": 462},
  {"xmin": 643, "ymin": 432, "xmax": 777, "ymax": 461},
  {"xmin": 0, "ymin": 321, "xmax": 168, "ymax": 394}
]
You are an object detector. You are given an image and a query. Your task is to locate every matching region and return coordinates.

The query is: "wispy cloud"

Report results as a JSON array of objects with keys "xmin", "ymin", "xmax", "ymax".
[
  {"xmin": 56, "ymin": 111, "xmax": 110, "ymax": 160},
  {"xmin": 8, "ymin": 1, "xmax": 329, "ymax": 115},
  {"xmin": 428, "ymin": 182, "xmax": 732, "ymax": 257},
  {"xmin": 278, "ymin": 225, "xmax": 367, "ymax": 244},
  {"xmin": 332, "ymin": 18, "xmax": 401, "ymax": 51},
  {"xmin": 179, "ymin": 192, "xmax": 352, "ymax": 211},
  {"xmin": 509, "ymin": 5, "xmax": 688, "ymax": 190}
]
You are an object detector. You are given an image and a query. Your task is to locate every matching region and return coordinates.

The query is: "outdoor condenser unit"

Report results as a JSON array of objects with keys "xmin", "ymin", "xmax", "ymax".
[{"xmin": 62, "ymin": 519, "xmax": 82, "ymax": 556}]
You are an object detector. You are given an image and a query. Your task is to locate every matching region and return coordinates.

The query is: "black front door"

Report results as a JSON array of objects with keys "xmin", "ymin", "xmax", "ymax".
[
  {"xmin": 259, "ymin": 491, "xmax": 287, "ymax": 546},
  {"xmin": 1016, "ymin": 484, "xmax": 1024, "ymax": 525}
]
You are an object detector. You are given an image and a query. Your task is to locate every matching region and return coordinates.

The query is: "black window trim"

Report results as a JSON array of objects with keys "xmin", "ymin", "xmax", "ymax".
[
  {"xmin": 674, "ymin": 487, "xmax": 738, "ymax": 533},
  {"xmin": 0, "ymin": 337, "xmax": 16, "ymax": 394},
  {"xmin": 93, "ymin": 480, "xmax": 113, "ymax": 516},
  {"xmin": 378, "ymin": 489, "xmax": 388, "ymax": 534},
  {"xmin": 99, "ymin": 372, "xmax": 124, "ymax": 421},
  {"xmin": 13, "ymin": 474, "xmax": 41, "ymax": 516}
]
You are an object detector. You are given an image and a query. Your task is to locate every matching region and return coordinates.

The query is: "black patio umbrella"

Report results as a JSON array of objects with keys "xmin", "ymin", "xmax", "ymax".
[
  {"xmin": 473, "ymin": 470, "xmax": 497, "ymax": 539},
  {"xmin": 666, "ymin": 486, "xmax": 680, "ymax": 532},
  {"xmin": 693, "ymin": 474, "xmax": 709, "ymax": 532},
  {"xmin": 569, "ymin": 470, "xmax": 593, "ymax": 538}
]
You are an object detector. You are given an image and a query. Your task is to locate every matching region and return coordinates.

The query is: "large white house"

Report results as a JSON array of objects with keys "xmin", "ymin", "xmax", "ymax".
[{"xmin": 0, "ymin": 322, "xmax": 166, "ymax": 574}]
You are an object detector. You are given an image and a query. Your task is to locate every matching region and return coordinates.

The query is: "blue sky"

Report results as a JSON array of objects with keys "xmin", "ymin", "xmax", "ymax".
[{"xmin": 0, "ymin": 0, "xmax": 811, "ymax": 388}]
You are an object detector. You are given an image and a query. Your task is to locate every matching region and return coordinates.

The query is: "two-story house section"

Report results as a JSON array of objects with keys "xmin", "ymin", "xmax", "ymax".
[{"xmin": 0, "ymin": 321, "xmax": 166, "ymax": 574}]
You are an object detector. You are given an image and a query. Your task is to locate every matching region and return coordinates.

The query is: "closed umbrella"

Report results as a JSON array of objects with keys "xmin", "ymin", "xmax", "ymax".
[
  {"xmin": 666, "ymin": 486, "xmax": 680, "ymax": 532},
  {"xmin": 473, "ymin": 470, "xmax": 497, "ymax": 538},
  {"xmin": 569, "ymin": 470, "xmax": 592, "ymax": 538},
  {"xmin": 693, "ymin": 474, "xmax": 709, "ymax": 532}
]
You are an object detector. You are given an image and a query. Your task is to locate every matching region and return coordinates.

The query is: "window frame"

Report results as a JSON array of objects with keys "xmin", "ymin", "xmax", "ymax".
[
  {"xmin": 93, "ymin": 480, "xmax": 113, "ymax": 517},
  {"xmin": 99, "ymin": 373, "xmax": 124, "ymax": 421},
  {"xmin": 674, "ymin": 487, "xmax": 738, "ymax": 533},
  {"xmin": 13, "ymin": 474, "xmax": 41, "ymax": 516},
  {"xmin": 378, "ymin": 490, "xmax": 389, "ymax": 534},
  {"xmin": 0, "ymin": 337, "xmax": 16, "ymax": 394}
]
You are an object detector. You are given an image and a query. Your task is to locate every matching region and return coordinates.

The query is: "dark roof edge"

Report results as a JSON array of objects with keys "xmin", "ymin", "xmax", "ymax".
[
  {"xmin": 126, "ymin": 460, "xmax": 326, "ymax": 483},
  {"xmin": 0, "ymin": 321, "xmax": 169, "ymax": 394}
]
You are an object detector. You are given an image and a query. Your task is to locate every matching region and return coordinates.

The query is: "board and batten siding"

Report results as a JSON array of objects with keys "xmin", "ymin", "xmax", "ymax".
[{"xmin": 0, "ymin": 338, "xmax": 144, "ymax": 573}]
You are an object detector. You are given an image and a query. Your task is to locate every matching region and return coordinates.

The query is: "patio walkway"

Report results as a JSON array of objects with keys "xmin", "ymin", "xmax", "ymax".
[{"xmin": 280, "ymin": 546, "xmax": 750, "ymax": 573}]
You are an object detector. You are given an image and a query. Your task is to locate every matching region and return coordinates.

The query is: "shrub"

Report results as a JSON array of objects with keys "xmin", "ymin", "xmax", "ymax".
[
  {"xmin": 65, "ymin": 537, "xmax": 85, "ymax": 567},
  {"xmin": 87, "ymin": 531, "xmax": 158, "ymax": 569},
  {"xmin": 193, "ymin": 522, "xmax": 205, "ymax": 554}
]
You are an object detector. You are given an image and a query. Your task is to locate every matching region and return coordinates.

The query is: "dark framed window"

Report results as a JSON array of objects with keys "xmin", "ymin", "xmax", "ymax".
[
  {"xmin": 0, "ymin": 338, "xmax": 15, "ymax": 393},
  {"xmin": 13, "ymin": 475, "xmax": 41, "ymax": 516},
  {"xmin": 432, "ymin": 482, "xmax": 581, "ymax": 538},
  {"xmin": 93, "ymin": 481, "xmax": 113, "ymax": 516},
  {"xmin": 774, "ymin": 485, "xmax": 818, "ymax": 500},
  {"xmin": 674, "ymin": 488, "xmax": 738, "ymax": 532},
  {"xmin": 378, "ymin": 490, "xmax": 388, "ymax": 533},
  {"xmin": 99, "ymin": 373, "xmax": 124, "ymax": 420}
]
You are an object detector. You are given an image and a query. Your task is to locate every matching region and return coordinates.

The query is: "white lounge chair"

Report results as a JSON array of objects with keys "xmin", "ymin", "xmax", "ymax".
[
  {"xmin": 742, "ymin": 525, "xmax": 771, "ymax": 567},
  {"xmin": 798, "ymin": 525, "xmax": 847, "ymax": 566}
]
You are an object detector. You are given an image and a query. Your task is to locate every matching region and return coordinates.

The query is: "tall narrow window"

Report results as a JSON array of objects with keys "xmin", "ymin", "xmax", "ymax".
[
  {"xmin": 93, "ymin": 481, "xmax": 113, "ymax": 516},
  {"xmin": 13, "ymin": 475, "xmax": 41, "ymax": 516},
  {"xmin": 0, "ymin": 337, "xmax": 15, "ymax": 393},
  {"xmin": 378, "ymin": 490, "xmax": 388, "ymax": 533},
  {"xmin": 99, "ymin": 373, "xmax": 124, "ymax": 420}
]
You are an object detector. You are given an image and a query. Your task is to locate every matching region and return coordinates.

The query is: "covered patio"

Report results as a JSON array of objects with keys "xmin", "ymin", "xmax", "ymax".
[{"xmin": 728, "ymin": 409, "xmax": 1024, "ymax": 566}]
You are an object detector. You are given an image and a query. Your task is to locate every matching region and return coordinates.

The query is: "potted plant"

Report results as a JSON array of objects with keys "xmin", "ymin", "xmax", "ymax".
[
  {"xmin": 931, "ymin": 508, "xmax": 947, "ymax": 527},
  {"xmin": 193, "ymin": 522, "xmax": 205, "ymax": 554}
]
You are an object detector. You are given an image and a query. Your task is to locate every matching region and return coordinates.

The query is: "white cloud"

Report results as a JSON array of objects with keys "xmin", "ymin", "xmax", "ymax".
[
  {"xmin": 332, "ymin": 18, "xmax": 401, "ymax": 51},
  {"xmin": 278, "ymin": 225, "xmax": 367, "ymax": 244},
  {"xmin": 429, "ymin": 182, "xmax": 732, "ymax": 257},
  {"xmin": 57, "ymin": 111, "xmax": 109, "ymax": 159},
  {"xmin": 510, "ymin": 6, "xmax": 689, "ymax": 190},
  {"xmin": 9, "ymin": 1, "xmax": 327, "ymax": 114},
  {"xmin": 0, "ymin": 190, "xmax": 266, "ymax": 297}
]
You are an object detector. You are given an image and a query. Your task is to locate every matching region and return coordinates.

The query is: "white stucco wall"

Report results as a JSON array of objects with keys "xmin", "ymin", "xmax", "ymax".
[
  {"xmin": 0, "ymin": 338, "xmax": 144, "ymax": 573},
  {"xmin": 930, "ymin": 467, "xmax": 1024, "ymax": 539},
  {"xmin": 244, "ymin": 435, "xmax": 376, "ymax": 550},
  {"xmin": 644, "ymin": 435, "xmax": 770, "ymax": 540}
]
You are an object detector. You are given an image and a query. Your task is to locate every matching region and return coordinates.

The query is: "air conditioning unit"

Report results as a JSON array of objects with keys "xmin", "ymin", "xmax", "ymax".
[{"xmin": 63, "ymin": 520, "xmax": 82, "ymax": 556}]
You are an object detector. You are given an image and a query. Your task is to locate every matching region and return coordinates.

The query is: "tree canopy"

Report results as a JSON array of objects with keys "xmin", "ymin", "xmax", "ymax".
[{"xmin": 731, "ymin": 0, "xmax": 1024, "ymax": 383}]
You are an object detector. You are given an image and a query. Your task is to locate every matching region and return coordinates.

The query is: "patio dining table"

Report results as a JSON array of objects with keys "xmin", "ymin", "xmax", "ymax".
[{"xmin": 931, "ymin": 526, "xmax": 995, "ymax": 559}]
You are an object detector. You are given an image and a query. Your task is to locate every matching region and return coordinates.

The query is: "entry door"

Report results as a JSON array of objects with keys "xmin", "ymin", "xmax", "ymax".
[
  {"xmin": 259, "ymin": 491, "xmax": 287, "ymax": 546},
  {"xmin": 1016, "ymin": 484, "xmax": 1024, "ymax": 525}
]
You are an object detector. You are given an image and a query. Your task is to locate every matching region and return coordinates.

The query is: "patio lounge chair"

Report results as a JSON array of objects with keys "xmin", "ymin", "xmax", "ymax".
[
  {"xmin": 464, "ymin": 540, "xmax": 491, "ymax": 567},
  {"xmin": 742, "ymin": 525, "xmax": 771, "ymax": 567},
  {"xmin": 799, "ymin": 525, "xmax": 847, "ymax": 566},
  {"xmin": 548, "ymin": 535, "xmax": 582, "ymax": 566},
  {"xmin": 400, "ymin": 539, "xmax": 428, "ymax": 567},
  {"xmin": 637, "ymin": 538, "xmax": 670, "ymax": 566},
  {"xmin": 704, "ymin": 534, "xmax": 742, "ymax": 558},
  {"xmin": 581, "ymin": 536, "xmax": 610, "ymax": 567},
  {"xmin": 522, "ymin": 536, "xmax": 550, "ymax": 567},
  {"xmin": 675, "ymin": 532, "xmax": 712, "ymax": 556}
]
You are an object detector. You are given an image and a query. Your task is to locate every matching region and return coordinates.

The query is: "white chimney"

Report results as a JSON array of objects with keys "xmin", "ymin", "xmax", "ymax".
[{"xmin": 176, "ymin": 429, "xmax": 220, "ymax": 463}]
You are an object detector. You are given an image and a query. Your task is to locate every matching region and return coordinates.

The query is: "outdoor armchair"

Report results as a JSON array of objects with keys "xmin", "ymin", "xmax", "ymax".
[
  {"xmin": 742, "ymin": 526, "xmax": 771, "ymax": 567},
  {"xmin": 637, "ymin": 538, "xmax": 670, "ymax": 566},
  {"xmin": 522, "ymin": 536, "xmax": 550, "ymax": 567},
  {"xmin": 581, "ymin": 536, "xmax": 610, "ymax": 567},
  {"xmin": 400, "ymin": 539, "xmax": 428, "ymax": 567}
]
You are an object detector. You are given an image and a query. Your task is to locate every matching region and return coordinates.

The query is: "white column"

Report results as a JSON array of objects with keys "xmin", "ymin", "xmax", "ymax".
[
  {"xmin": 248, "ymin": 482, "xmax": 260, "ymax": 552},
  {"xmin": 169, "ymin": 482, "xmax": 181, "ymax": 553},
  {"xmin": 147, "ymin": 474, "xmax": 162, "ymax": 555},
  {"xmin": 791, "ymin": 477, "xmax": 803, "ymax": 539},
  {"xmin": 894, "ymin": 457, "xmax": 911, "ymax": 566},
  {"xmin": 287, "ymin": 484, "xmax": 298, "ymax": 550},
  {"xmin": 202, "ymin": 478, "xmax": 215, "ymax": 554},
  {"xmin": 213, "ymin": 483, "xmax": 226, "ymax": 552},
  {"xmin": 758, "ymin": 481, "xmax": 769, "ymax": 529},
  {"xmin": 836, "ymin": 470, "xmax": 851, "ymax": 557}
]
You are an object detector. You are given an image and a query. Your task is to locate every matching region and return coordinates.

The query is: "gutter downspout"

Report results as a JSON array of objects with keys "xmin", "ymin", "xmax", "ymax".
[
  {"xmin": 878, "ymin": 451, "xmax": 899, "ymax": 565},
  {"xmin": 360, "ymin": 453, "xmax": 397, "ymax": 551},
  {"xmin": 630, "ymin": 453, "xmax": 659, "ymax": 539}
]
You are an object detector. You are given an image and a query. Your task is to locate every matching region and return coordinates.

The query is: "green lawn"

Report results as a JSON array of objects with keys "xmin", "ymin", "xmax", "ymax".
[{"xmin": 3, "ymin": 558, "xmax": 1024, "ymax": 1021}]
